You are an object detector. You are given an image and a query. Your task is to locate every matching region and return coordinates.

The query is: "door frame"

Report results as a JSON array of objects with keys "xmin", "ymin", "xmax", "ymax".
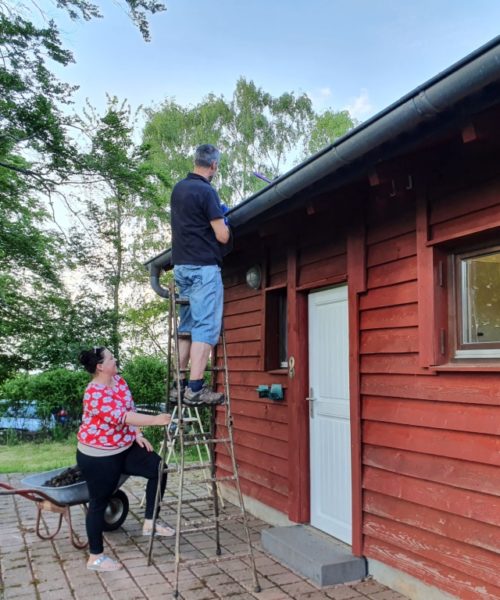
[{"xmin": 285, "ymin": 235, "xmax": 364, "ymax": 556}]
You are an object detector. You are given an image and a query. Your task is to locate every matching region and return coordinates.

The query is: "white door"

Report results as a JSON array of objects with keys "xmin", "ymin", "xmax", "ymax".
[{"xmin": 308, "ymin": 285, "xmax": 352, "ymax": 544}]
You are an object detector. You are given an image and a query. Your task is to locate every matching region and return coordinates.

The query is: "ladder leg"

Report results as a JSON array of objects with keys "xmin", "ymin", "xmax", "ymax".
[
  {"xmin": 146, "ymin": 284, "xmax": 175, "ymax": 565},
  {"xmin": 173, "ymin": 415, "xmax": 185, "ymax": 599},
  {"xmin": 221, "ymin": 328, "xmax": 261, "ymax": 592},
  {"xmin": 149, "ymin": 283, "xmax": 261, "ymax": 595},
  {"xmin": 171, "ymin": 279, "xmax": 185, "ymax": 599},
  {"xmin": 209, "ymin": 403, "xmax": 221, "ymax": 555}
]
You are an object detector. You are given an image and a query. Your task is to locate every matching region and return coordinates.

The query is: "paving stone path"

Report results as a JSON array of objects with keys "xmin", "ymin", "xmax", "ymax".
[{"xmin": 0, "ymin": 471, "xmax": 409, "ymax": 600}]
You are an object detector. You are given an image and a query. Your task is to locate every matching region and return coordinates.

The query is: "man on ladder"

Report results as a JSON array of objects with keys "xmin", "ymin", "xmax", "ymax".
[
  {"xmin": 147, "ymin": 144, "xmax": 261, "ymax": 597},
  {"xmin": 170, "ymin": 143, "xmax": 231, "ymax": 406}
]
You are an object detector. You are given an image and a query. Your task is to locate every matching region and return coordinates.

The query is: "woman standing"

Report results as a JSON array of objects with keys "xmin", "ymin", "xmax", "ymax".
[{"xmin": 77, "ymin": 347, "xmax": 173, "ymax": 572}]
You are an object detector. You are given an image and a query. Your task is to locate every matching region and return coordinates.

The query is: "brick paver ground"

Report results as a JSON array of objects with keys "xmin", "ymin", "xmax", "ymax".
[{"xmin": 0, "ymin": 470, "xmax": 409, "ymax": 600}]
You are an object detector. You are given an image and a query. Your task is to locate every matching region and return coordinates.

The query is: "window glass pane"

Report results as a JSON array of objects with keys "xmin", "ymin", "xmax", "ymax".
[
  {"xmin": 265, "ymin": 288, "xmax": 288, "ymax": 370},
  {"xmin": 461, "ymin": 251, "xmax": 500, "ymax": 344}
]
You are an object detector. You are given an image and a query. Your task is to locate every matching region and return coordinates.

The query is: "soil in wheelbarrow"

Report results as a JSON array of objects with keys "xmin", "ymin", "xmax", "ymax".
[{"xmin": 43, "ymin": 466, "xmax": 83, "ymax": 487}]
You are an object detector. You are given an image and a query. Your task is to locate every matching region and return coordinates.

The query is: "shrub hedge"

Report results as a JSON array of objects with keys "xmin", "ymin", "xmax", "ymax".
[{"xmin": 0, "ymin": 355, "xmax": 169, "ymax": 424}]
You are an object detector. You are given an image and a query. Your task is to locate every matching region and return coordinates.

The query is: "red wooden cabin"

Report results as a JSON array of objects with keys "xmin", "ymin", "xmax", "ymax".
[{"xmin": 148, "ymin": 38, "xmax": 500, "ymax": 600}]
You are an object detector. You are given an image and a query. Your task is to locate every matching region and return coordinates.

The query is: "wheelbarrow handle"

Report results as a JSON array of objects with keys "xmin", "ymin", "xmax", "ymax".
[
  {"xmin": 0, "ymin": 482, "xmax": 88, "ymax": 549},
  {"xmin": 0, "ymin": 482, "xmax": 67, "ymax": 507}
]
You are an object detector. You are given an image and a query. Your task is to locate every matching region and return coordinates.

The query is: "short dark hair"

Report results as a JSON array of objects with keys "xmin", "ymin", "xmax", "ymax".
[
  {"xmin": 195, "ymin": 144, "xmax": 220, "ymax": 168},
  {"xmin": 79, "ymin": 347, "xmax": 105, "ymax": 374}
]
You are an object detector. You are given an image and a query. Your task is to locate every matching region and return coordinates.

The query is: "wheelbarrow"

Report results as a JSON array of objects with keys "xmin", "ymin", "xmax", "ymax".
[{"xmin": 0, "ymin": 466, "xmax": 129, "ymax": 549}]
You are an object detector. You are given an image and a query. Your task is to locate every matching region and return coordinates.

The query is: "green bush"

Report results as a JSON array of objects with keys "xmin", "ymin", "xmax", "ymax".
[
  {"xmin": 0, "ymin": 355, "xmax": 172, "ymax": 442},
  {"xmin": 0, "ymin": 369, "xmax": 89, "ymax": 421},
  {"xmin": 121, "ymin": 355, "xmax": 168, "ymax": 409}
]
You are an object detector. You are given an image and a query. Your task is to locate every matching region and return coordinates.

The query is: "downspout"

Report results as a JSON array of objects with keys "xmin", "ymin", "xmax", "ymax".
[{"xmin": 149, "ymin": 263, "xmax": 170, "ymax": 298}]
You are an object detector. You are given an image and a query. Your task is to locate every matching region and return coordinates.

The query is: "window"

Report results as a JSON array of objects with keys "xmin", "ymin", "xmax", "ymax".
[
  {"xmin": 454, "ymin": 246, "xmax": 500, "ymax": 359},
  {"xmin": 265, "ymin": 288, "xmax": 288, "ymax": 370}
]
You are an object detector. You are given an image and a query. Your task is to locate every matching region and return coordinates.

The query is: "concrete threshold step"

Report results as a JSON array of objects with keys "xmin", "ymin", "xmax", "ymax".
[{"xmin": 261, "ymin": 525, "xmax": 367, "ymax": 587}]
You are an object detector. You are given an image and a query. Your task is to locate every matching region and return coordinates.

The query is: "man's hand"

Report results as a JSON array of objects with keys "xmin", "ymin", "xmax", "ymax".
[{"xmin": 211, "ymin": 218, "xmax": 230, "ymax": 244}]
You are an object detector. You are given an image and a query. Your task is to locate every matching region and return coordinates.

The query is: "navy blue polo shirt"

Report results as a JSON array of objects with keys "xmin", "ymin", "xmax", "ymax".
[{"xmin": 171, "ymin": 173, "xmax": 225, "ymax": 266}]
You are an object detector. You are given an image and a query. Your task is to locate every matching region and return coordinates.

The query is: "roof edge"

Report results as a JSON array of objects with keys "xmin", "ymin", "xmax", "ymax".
[{"xmin": 145, "ymin": 36, "xmax": 500, "ymax": 271}]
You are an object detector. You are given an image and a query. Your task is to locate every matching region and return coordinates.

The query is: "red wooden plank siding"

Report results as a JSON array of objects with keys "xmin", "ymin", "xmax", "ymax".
[
  {"xmin": 219, "ymin": 176, "xmax": 500, "ymax": 599},
  {"xmin": 361, "ymin": 191, "xmax": 500, "ymax": 598},
  {"xmin": 218, "ymin": 212, "xmax": 350, "ymax": 518},
  {"xmin": 362, "ymin": 396, "xmax": 500, "ymax": 434},
  {"xmin": 297, "ymin": 216, "xmax": 347, "ymax": 288},
  {"xmin": 364, "ymin": 491, "xmax": 500, "ymax": 554},
  {"xmin": 364, "ymin": 537, "xmax": 500, "ymax": 600},
  {"xmin": 429, "ymin": 173, "xmax": 500, "ymax": 225},
  {"xmin": 218, "ymin": 260, "xmax": 290, "ymax": 511}
]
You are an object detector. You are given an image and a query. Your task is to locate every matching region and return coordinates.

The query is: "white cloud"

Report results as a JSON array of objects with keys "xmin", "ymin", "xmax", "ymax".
[
  {"xmin": 346, "ymin": 89, "xmax": 374, "ymax": 121},
  {"xmin": 307, "ymin": 86, "xmax": 333, "ymax": 110}
]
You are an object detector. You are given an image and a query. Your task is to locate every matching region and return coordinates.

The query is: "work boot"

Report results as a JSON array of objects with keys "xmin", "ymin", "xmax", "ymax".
[
  {"xmin": 183, "ymin": 385, "xmax": 224, "ymax": 406},
  {"xmin": 169, "ymin": 380, "xmax": 186, "ymax": 402}
]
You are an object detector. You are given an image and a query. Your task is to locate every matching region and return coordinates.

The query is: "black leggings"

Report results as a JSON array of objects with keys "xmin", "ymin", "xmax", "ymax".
[{"xmin": 77, "ymin": 443, "xmax": 167, "ymax": 555}]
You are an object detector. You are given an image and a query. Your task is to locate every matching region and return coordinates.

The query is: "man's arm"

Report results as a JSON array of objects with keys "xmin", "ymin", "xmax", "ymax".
[{"xmin": 210, "ymin": 218, "xmax": 230, "ymax": 244}]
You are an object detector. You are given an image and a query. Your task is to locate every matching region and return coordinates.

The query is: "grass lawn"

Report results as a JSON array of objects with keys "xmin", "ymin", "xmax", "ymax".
[
  {"xmin": 0, "ymin": 435, "xmax": 207, "ymax": 474},
  {"xmin": 0, "ymin": 438, "xmax": 78, "ymax": 474}
]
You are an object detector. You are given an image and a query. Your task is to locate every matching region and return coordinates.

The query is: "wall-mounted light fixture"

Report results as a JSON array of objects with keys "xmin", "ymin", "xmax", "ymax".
[{"xmin": 246, "ymin": 265, "xmax": 262, "ymax": 290}]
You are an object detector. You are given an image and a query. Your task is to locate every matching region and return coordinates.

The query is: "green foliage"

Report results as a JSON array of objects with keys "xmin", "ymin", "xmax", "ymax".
[
  {"xmin": 121, "ymin": 354, "xmax": 168, "ymax": 408},
  {"xmin": 0, "ymin": 1, "xmax": 165, "ymax": 379},
  {"xmin": 307, "ymin": 109, "xmax": 356, "ymax": 155},
  {"xmin": 0, "ymin": 368, "xmax": 89, "ymax": 420},
  {"xmin": 0, "ymin": 12, "xmax": 76, "ymax": 177},
  {"xmin": 143, "ymin": 78, "xmax": 355, "ymax": 209},
  {"xmin": 0, "ymin": 0, "xmax": 165, "ymax": 184},
  {"xmin": 71, "ymin": 97, "xmax": 164, "ymax": 363},
  {"xmin": 143, "ymin": 77, "xmax": 315, "ymax": 205}
]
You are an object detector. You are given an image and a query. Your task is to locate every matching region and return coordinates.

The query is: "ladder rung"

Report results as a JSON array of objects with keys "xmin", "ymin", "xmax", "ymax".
[
  {"xmin": 163, "ymin": 493, "xmax": 215, "ymax": 505},
  {"xmin": 163, "ymin": 463, "xmax": 211, "ymax": 474},
  {"xmin": 179, "ymin": 552, "xmax": 253, "ymax": 568},
  {"xmin": 179, "ymin": 366, "xmax": 225, "ymax": 373},
  {"xmin": 181, "ymin": 432, "xmax": 212, "ymax": 440},
  {"xmin": 183, "ymin": 437, "xmax": 230, "ymax": 447},
  {"xmin": 181, "ymin": 513, "xmax": 243, "ymax": 530},
  {"xmin": 181, "ymin": 524, "xmax": 217, "ymax": 534},
  {"xmin": 198, "ymin": 475, "xmax": 237, "ymax": 485}
]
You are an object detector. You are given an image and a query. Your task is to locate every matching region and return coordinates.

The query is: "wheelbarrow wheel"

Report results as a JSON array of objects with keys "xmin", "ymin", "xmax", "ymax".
[{"xmin": 103, "ymin": 489, "xmax": 129, "ymax": 531}]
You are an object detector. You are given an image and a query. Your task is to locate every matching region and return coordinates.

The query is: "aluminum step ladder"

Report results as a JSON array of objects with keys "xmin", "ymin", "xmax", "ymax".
[
  {"xmin": 138, "ymin": 403, "xmax": 216, "ymax": 508},
  {"xmin": 147, "ymin": 280, "xmax": 260, "ymax": 598}
]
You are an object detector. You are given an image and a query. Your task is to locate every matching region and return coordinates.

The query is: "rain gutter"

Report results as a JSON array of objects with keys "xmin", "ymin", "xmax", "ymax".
[{"xmin": 145, "ymin": 36, "xmax": 500, "ymax": 292}]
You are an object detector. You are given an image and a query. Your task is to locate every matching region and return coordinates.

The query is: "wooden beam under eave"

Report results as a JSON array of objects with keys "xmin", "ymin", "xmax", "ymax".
[
  {"xmin": 286, "ymin": 245, "xmax": 310, "ymax": 523},
  {"xmin": 368, "ymin": 169, "xmax": 381, "ymax": 187},
  {"xmin": 346, "ymin": 205, "xmax": 366, "ymax": 557},
  {"xmin": 462, "ymin": 123, "xmax": 478, "ymax": 144}
]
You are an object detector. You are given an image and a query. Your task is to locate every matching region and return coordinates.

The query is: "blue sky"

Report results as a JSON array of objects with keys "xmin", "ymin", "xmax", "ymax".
[{"xmin": 45, "ymin": 0, "xmax": 500, "ymax": 123}]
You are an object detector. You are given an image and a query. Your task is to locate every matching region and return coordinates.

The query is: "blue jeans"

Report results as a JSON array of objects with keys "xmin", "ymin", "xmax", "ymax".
[{"xmin": 174, "ymin": 265, "xmax": 223, "ymax": 346}]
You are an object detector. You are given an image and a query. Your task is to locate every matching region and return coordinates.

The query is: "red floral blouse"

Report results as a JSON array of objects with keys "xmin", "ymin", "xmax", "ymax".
[{"xmin": 77, "ymin": 375, "xmax": 138, "ymax": 450}]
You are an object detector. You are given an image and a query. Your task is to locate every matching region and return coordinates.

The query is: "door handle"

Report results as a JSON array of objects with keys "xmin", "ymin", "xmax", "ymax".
[{"xmin": 306, "ymin": 390, "xmax": 315, "ymax": 418}]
